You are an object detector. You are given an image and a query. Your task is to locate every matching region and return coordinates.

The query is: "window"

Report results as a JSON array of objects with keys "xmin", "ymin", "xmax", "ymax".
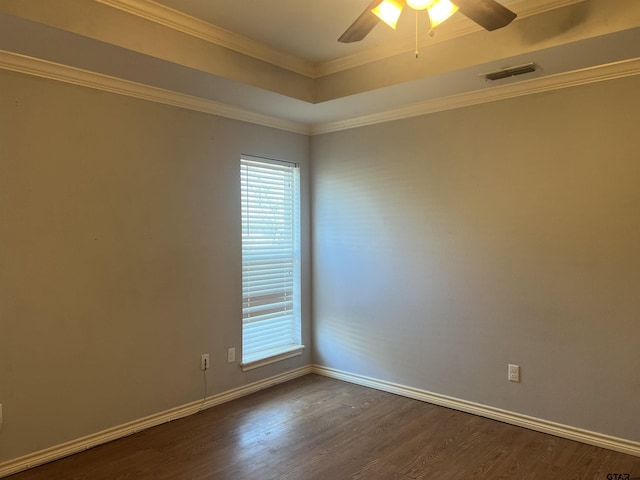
[{"xmin": 240, "ymin": 156, "xmax": 303, "ymax": 370}]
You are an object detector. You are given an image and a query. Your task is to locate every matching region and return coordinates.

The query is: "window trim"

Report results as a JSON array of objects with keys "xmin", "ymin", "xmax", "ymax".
[
  {"xmin": 240, "ymin": 155, "xmax": 304, "ymax": 370},
  {"xmin": 240, "ymin": 345, "xmax": 305, "ymax": 372}
]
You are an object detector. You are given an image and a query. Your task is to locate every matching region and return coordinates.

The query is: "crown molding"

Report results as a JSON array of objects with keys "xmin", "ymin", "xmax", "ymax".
[
  {"xmin": 311, "ymin": 57, "xmax": 640, "ymax": 135},
  {"xmin": 95, "ymin": 0, "xmax": 317, "ymax": 78},
  {"xmin": 2, "ymin": 49, "xmax": 637, "ymax": 137},
  {"xmin": 317, "ymin": 0, "xmax": 586, "ymax": 76},
  {"xmin": 0, "ymin": 50, "xmax": 311, "ymax": 135}
]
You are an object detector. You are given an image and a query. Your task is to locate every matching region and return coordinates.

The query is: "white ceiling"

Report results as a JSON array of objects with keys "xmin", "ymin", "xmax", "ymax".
[
  {"xmin": 1, "ymin": 0, "xmax": 639, "ymax": 133},
  {"xmin": 154, "ymin": 0, "xmax": 381, "ymax": 63},
  {"xmin": 151, "ymin": 0, "xmax": 515, "ymax": 63}
]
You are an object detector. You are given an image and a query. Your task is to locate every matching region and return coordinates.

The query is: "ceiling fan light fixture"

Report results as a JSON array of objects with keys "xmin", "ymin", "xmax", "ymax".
[
  {"xmin": 340, "ymin": 0, "xmax": 517, "ymax": 45},
  {"xmin": 371, "ymin": 0, "xmax": 404, "ymax": 29},
  {"xmin": 427, "ymin": 0, "xmax": 459, "ymax": 28}
]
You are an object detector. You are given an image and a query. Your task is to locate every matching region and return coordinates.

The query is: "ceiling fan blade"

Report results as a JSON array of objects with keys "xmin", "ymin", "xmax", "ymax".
[
  {"xmin": 451, "ymin": 0, "xmax": 517, "ymax": 31},
  {"xmin": 338, "ymin": 0, "xmax": 384, "ymax": 43}
]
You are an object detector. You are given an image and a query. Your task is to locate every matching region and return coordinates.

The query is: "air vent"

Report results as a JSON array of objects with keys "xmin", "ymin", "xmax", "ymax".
[{"xmin": 482, "ymin": 63, "xmax": 537, "ymax": 81}]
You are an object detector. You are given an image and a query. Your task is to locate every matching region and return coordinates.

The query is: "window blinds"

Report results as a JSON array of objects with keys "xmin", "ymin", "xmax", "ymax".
[{"xmin": 241, "ymin": 157, "xmax": 301, "ymax": 365}]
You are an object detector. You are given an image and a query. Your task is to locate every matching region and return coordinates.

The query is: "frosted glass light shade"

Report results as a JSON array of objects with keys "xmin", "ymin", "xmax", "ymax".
[
  {"xmin": 372, "ymin": 0, "xmax": 404, "ymax": 29},
  {"xmin": 374, "ymin": 0, "xmax": 459, "ymax": 31},
  {"xmin": 427, "ymin": 0, "xmax": 459, "ymax": 28}
]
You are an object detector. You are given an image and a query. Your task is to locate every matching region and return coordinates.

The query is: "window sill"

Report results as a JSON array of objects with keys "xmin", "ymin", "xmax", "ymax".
[{"xmin": 240, "ymin": 345, "xmax": 305, "ymax": 372}]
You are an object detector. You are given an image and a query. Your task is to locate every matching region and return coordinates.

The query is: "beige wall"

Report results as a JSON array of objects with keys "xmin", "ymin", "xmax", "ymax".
[
  {"xmin": 0, "ymin": 70, "xmax": 311, "ymax": 462},
  {"xmin": 311, "ymin": 75, "xmax": 640, "ymax": 441},
  {"xmin": 2, "ymin": 65, "xmax": 639, "ymax": 466}
]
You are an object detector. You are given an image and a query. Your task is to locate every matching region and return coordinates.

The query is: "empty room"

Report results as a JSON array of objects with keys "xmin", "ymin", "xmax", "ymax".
[{"xmin": 1, "ymin": 0, "xmax": 639, "ymax": 478}]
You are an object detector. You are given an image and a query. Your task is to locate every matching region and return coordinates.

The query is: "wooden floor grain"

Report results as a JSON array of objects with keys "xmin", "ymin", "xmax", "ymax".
[{"xmin": 8, "ymin": 374, "xmax": 640, "ymax": 479}]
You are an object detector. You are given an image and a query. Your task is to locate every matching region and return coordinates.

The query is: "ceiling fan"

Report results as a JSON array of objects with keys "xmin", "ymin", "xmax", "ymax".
[{"xmin": 338, "ymin": 0, "xmax": 517, "ymax": 43}]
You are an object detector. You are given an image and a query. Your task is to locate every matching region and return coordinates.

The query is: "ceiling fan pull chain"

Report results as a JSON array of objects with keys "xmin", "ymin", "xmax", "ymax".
[{"xmin": 415, "ymin": 9, "xmax": 419, "ymax": 58}]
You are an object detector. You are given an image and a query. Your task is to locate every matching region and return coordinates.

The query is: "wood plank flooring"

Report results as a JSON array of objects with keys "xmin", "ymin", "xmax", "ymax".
[{"xmin": 8, "ymin": 374, "xmax": 640, "ymax": 479}]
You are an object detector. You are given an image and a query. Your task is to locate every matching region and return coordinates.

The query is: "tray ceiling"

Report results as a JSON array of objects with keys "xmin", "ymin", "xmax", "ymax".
[{"xmin": 1, "ymin": 0, "xmax": 639, "ymax": 133}]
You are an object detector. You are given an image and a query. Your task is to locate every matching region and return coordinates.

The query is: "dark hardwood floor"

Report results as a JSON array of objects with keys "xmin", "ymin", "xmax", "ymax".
[{"xmin": 8, "ymin": 374, "xmax": 640, "ymax": 479}]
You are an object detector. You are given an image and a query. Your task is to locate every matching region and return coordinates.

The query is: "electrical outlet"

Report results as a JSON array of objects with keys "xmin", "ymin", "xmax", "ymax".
[
  {"xmin": 508, "ymin": 364, "xmax": 520, "ymax": 382},
  {"xmin": 201, "ymin": 354, "xmax": 210, "ymax": 370},
  {"xmin": 227, "ymin": 347, "xmax": 235, "ymax": 363}
]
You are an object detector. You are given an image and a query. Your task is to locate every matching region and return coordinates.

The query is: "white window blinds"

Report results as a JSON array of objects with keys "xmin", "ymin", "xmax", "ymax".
[{"xmin": 241, "ymin": 156, "xmax": 301, "ymax": 367}]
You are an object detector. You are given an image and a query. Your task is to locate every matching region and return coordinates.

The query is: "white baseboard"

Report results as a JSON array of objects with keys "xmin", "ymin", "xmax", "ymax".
[
  {"xmin": 311, "ymin": 365, "xmax": 640, "ymax": 458},
  {"xmin": 0, "ymin": 365, "xmax": 312, "ymax": 478},
  {"xmin": 3, "ymin": 363, "xmax": 637, "ymax": 478}
]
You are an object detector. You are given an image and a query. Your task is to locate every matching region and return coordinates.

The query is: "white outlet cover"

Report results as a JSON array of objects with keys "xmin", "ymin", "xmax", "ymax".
[
  {"xmin": 201, "ymin": 354, "xmax": 210, "ymax": 370},
  {"xmin": 508, "ymin": 364, "xmax": 520, "ymax": 382}
]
